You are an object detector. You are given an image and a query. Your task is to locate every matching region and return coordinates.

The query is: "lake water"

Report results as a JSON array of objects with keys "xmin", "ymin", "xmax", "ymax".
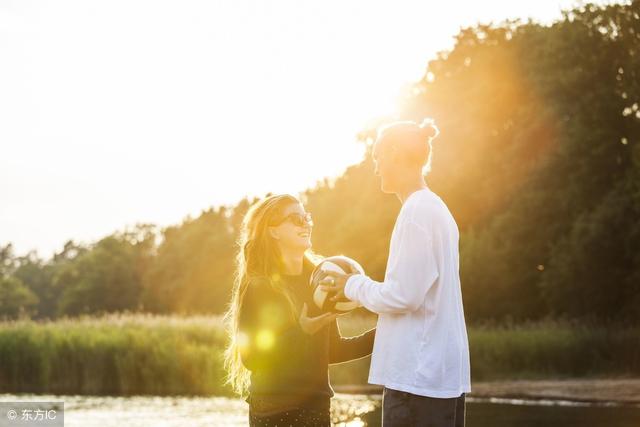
[{"xmin": 1, "ymin": 393, "xmax": 639, "ymax": 426}]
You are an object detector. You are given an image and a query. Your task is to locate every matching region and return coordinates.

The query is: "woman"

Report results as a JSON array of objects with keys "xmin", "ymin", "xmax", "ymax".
[{"xmin": 224, "ymin": 194, "xmax": 376, "ymax": 426}]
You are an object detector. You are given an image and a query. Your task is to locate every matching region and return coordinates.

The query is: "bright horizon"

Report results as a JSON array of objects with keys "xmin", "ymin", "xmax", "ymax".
[{"xmin": 0, "ymin": 0, "xmax": 615, "ymax": 258}]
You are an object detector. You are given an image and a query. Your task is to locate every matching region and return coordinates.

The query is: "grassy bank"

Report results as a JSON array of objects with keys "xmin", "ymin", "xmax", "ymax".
[
  {"xmin": 0, "ymin": 314, "xmax": 228, "ymax": 396},
  {"xmin": 0, "ymin": 313, "xmax": 638, "ymax": 396},
  {"xmin": 331, "ymin": 316, "xmax": 640, "ymax": 386}
]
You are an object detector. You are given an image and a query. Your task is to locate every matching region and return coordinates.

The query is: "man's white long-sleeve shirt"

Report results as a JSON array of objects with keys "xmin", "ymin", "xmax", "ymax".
[{"xmin": 344, "ymin": 188, "xmax": 471, "ymax": 398}]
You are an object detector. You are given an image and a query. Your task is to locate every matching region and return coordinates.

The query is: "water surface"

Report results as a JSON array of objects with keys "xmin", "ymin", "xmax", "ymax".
[{"xmin": 2, "ymin": 393, "xmax": 639, "ymax": 426}]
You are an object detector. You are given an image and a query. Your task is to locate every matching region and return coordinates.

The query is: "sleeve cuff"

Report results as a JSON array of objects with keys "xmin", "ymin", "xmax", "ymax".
[{"xmin": 344, "ymin": 274, "xmax": 364, "ymax": 301}]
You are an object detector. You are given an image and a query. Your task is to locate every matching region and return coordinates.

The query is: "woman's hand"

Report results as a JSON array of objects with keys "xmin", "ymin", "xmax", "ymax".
[{"xmin": 299, "ymin": 303, "xmax": 339, "ymax": 335}]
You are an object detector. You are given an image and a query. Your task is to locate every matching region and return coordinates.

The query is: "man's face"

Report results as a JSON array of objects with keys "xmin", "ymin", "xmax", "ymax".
[{"xmin": 373, "ymin": 138, "xmax": 397, "ymax": 194}]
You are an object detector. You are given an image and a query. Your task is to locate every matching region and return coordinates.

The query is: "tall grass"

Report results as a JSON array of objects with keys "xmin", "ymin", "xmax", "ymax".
[
  {"xmin": 0, "ymin": 313, "xmax": 638, "ymax": 396},
  {"xmin": 0, "ymin": 314, "xmax": 228, "ymax": 396},
  {"xmin": 468, "ymin": 321, "xmax": 640, "ymax": 380}
]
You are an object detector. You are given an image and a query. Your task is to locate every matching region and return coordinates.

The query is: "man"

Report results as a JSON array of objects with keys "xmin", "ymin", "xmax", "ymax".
[{"xmin": 320, "ymin": 119, "xmax": 471, "ymax": 426}]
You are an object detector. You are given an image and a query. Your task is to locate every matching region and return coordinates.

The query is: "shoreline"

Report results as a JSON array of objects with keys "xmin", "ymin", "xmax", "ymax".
[{"xmin": 333, "ymin": 379, "xmax": 640, "ymax": 406}]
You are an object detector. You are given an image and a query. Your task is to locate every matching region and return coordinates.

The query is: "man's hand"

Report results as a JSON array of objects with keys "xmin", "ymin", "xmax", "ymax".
[
  {"xmin": 319, "ymin": 270, "xmax": 353, "ymax": 302},
  {"xmin": 298, "ymin": 303, "xmax": 338, "ymax": 335}
]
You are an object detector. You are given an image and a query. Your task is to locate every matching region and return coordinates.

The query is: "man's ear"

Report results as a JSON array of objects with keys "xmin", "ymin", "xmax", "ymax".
[
  {"xmin": 386, "ymin": 149, "xmax": 401, "ymax": 169},
  {"xmin": 268, "ymin": 226, "xmax": 280, "ymax": 240}
]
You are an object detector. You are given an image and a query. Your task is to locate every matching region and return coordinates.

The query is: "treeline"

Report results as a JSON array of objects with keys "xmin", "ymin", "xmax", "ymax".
[{"xmin": 1, "ymin": 2, "xmax": 638, "ymax": 323}]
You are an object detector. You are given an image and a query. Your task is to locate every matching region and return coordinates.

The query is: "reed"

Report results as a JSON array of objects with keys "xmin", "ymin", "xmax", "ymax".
[{"xmin": 0, "ymin": 313, "xmax": 637, "ymax": 396}]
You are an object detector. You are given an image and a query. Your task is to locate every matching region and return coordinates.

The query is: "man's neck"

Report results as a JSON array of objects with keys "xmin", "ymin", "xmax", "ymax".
[{"xmin": 396, "ymin": 176, "xmax": 428, "ymax": 204}]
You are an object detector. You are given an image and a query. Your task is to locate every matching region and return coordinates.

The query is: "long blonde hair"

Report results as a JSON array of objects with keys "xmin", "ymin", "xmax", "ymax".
[{"xmin": 223, "ymin": 194, "xmax": 316, "ymax": 396}]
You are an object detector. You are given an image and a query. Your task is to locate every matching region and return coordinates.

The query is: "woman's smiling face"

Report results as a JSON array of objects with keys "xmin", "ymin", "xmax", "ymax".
[{"xmin": 269, "ymin": 202, "xmax": 313, "ymax": 253}]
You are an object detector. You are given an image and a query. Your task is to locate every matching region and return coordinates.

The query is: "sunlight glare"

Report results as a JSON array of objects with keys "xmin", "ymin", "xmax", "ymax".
[{"xmin": 256, "ymin": 329, "xmax": 275, "ymax": 351}]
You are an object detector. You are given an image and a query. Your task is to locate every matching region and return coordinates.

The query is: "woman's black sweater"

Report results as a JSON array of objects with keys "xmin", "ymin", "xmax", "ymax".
[{"xmin": 238, "ymin": 264, "xmax": 376, "ymax": 408}]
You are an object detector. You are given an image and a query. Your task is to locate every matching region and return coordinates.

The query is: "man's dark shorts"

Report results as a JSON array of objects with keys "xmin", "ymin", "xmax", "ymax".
[{"xmin": 382, "ymin": 387, "xmax": 466, "ymax": 427}]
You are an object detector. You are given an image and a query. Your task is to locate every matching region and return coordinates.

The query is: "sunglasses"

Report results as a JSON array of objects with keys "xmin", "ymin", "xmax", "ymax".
[{"xmin": 272, "ymin": 212, "xmax": 313, "ymax": 227}]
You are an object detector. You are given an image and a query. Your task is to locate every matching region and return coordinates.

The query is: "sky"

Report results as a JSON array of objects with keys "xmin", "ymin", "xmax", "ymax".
[{"xmin": 0, "ymin": 0, "xmax": 615, "ymax": 258}]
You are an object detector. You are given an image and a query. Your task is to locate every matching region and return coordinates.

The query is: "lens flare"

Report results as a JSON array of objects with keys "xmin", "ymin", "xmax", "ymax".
[
  {"xmin": 236, "ymin": 331, "xmax": 249, "ymax": 351},
  {"xmin": 256, "ymin": 329, "xmax": 275, "ymax": 351}
]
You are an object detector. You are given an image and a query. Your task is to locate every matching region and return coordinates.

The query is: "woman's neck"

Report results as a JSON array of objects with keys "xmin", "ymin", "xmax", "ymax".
[{"xmin": 280, "ymin": 250, "xmax": 304, "ymax": 275}]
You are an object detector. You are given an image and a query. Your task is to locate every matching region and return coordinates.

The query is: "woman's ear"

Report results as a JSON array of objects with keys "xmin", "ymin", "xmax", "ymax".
[{"xmin": 268, "ymin": 226, "xmax": 280, "ymax": 240}]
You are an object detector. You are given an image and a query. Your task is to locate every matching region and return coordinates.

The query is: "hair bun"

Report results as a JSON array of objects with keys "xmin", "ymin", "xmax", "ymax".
[{"xmin": 418, "ymin": 118, "xmax": 439, "ymax": 140}]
